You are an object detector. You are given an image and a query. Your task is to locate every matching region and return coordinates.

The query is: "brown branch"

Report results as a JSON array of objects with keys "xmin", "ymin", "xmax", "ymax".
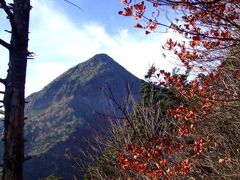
[{"xmin": 0, "ymin": 38, "xmax": 10, "ymax": 49}]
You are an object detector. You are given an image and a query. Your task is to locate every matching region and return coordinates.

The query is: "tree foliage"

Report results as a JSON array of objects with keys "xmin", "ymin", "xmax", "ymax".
[{"xmin": 113, "ymin": 0, "xmax": 240, "ymax": 179}]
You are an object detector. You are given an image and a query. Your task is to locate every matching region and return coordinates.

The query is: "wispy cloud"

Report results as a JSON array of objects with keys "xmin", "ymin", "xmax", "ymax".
[{"xmin": 25, "ymin": 0, "xmax": 179, "ymax": 95}]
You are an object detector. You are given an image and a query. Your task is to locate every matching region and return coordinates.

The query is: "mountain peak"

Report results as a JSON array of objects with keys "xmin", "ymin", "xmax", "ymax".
[
  {"xmin": 92, "ymin": 53, "xmax": 112, "ymax": 60},
  {"xmin": 72, "ymin": 53, "xmax": 129, "ymax": 81},
  {"xmin": 86, "ymin": 53, "xmax": 116, "ymax": 65},
  {"xmin": 26, "ymin": 54, "xmax": 140, "ymax": 111},
  {"xmin": 23, "ymin": 54, "xmax": 141, "ymax": 180}
]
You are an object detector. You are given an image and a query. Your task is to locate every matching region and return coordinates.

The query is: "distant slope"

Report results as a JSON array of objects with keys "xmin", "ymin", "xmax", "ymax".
[{"xmin": 22, "ymin": 54, "xmax": 141, "ymax": 179}]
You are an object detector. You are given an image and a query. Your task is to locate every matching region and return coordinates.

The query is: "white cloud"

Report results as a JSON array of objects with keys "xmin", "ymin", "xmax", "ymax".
[
  {"xmin": 24, "ymin": 0, "xmax": 180, "ymax": 96},
  {"xmin": 26, "ymin": 62, "xmax": 68, "ymax": 95}
]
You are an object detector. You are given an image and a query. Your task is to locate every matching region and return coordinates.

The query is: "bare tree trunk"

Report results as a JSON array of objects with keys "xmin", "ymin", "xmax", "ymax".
[{"xmin": 2, "ymin": 0, "xmax": 31, "ymax": 179}]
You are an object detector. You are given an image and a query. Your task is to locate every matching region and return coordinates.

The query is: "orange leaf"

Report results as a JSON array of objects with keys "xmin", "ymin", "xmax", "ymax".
[
  {"xmin": 133, "ymin": 1, "xmax": 146, "ymax": 13},
  {"xmin": 118, "ymin": 6, "xmax": 133, "ymax": 16}
]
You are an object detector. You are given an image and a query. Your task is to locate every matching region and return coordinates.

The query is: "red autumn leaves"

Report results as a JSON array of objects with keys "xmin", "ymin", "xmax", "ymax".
[
  {"xmin": 117, "ymin": 0, "xmax": 240, "ymax": 178},
  {"xmin": 116, "ymin": 62, "xmax": 237, "ymax": 178},
  {"xmin": 119, "ymin": 1, "xmax": 159, "ymax": 33},
  {"xmin": 119, "ymin": 1, "xmax": 146, "ymax": 19},
  {"xmin": 118, "ymin": 136, "xmax": 194, "ymax": 178}
]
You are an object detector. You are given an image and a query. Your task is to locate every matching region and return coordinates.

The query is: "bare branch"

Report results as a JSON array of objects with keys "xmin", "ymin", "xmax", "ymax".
[
  {"xmin": 63, "ymin": 0, "xmax": 83, "ymax": 11},
  {"xmin": 0, "ymin": 38, "xmax": 10, "ymax": 49},
  {"xmin": 0, "ymin": 78, "xmax": 6, "ymax": 85},
  {"xmin": 4, "ymin": 30, "xmax": 12, "ymax": 33},
  {"xmin": 142, "ymin": 14, "xmax": 240, "ymax": 42},
  {"xmin": 148, "ymin": 0, "xmax": 223, "ymax": 6},
  {"xmin": 0, "ymin": 0, "xmax": 15, "ymax": 28},
  {"xmin": 102, "ymin": 85, "xmax": 137, "ymax": 132}
]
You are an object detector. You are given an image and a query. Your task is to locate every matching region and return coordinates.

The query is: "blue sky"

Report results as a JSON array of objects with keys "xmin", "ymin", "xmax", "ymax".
[{"xmin": 0, "ymin": 0, "xmax": 180, "ymax": 96}]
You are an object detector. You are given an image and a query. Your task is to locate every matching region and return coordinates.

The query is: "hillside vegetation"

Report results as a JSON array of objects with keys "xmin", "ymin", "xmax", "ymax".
[
  {"xmin": 10, "ymin": 54, "xmax": 141, "ymax": 179},
  {"xmin": 85, "ymin": 0, "xmax": 240, "ymax": 179}
]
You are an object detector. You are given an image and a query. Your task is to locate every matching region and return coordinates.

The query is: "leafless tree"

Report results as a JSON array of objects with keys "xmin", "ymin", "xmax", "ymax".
[{"xmin": 0, "ymin": 0, "xmax": 31, "ymax": 179}]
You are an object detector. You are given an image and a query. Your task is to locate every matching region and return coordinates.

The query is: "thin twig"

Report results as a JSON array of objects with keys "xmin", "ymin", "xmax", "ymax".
[{"xmin": 63, "ymin": 0, "xmax": 83, "ymax": 11}]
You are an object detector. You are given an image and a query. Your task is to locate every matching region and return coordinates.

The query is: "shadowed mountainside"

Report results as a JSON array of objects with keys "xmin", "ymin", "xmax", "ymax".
[{"xmin": 22, "ymin": 54, "xmax": 141, "ymax": 179}]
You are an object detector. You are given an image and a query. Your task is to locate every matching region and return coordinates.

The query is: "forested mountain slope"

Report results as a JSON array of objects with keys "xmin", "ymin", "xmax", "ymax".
[{"xmin": 3, "ymin": 54, "xmax": 141, "ymax": 179}]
